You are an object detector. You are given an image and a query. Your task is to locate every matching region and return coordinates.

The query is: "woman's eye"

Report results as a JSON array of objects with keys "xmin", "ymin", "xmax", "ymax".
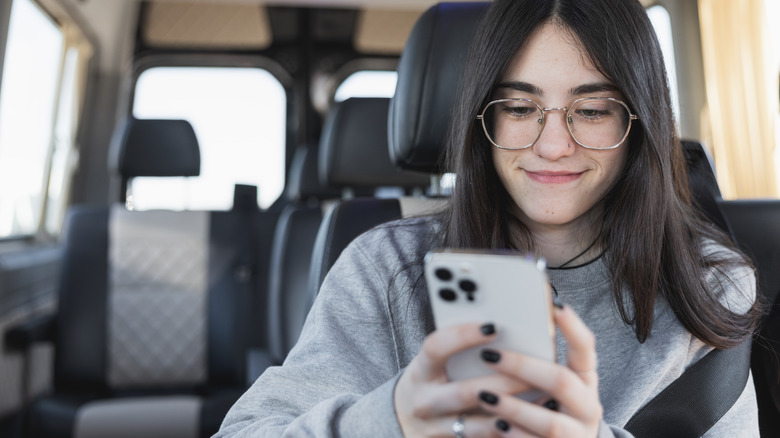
[
  {"xmin": 504, "ymin": 105, "xmax": 536, "ymax": 117},
  {"xmin": 576, "ymin": 108, "xmax": 610, "ymax": 119}
]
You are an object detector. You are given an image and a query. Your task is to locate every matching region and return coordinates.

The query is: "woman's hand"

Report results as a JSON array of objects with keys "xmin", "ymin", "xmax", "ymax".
[
  {"xmin": 395, "ymin": 322, "xmax": 532, "ymax": 437},
  {"xmin": 476, "ymin": 304, "xmax": 603, "ymax": 437}
]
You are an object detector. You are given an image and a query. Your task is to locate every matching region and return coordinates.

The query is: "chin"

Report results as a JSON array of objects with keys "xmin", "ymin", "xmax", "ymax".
[{"xmin": 521, "ymin": 209, "xmax": 580, "ymax": 227}]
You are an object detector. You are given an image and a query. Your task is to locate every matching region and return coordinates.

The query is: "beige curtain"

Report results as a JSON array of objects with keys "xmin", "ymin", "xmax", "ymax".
[{"xmin": 699, "ymin": 0, "xmax": 778, "ymax": 198}]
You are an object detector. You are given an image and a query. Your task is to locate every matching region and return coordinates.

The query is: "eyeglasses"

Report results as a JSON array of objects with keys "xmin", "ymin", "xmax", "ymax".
[{"xmin": 476, "ymin": 97, "xmax": 639, "ymax": 150}]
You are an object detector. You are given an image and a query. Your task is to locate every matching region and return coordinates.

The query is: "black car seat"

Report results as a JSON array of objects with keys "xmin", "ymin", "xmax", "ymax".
[
  {"xmin": 307, "ymin": 95, "xmax": 438, "ymax": 297},
  {"xmin": 307, "ymin": 3, "xmax": 489, "ymax": 296},
  {"xmin": 717, "ymin": 198, "xmax": 780, "ymax": 436},
  {"xmin": 264, "ymin": 145, "xmax": 341, "ymax": 368},
  {"xmin": 267, "ymin": 97, "xmax": 430, "ymax": 364},
  {"xmin": 6, "ymin": 118, "xmax": 273, "ymax": 438}
]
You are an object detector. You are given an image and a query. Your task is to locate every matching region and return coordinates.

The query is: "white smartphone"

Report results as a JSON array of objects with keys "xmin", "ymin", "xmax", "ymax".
[{"xmin": 424, "ymin": 249, "xmax": 556, "ymax": 401}]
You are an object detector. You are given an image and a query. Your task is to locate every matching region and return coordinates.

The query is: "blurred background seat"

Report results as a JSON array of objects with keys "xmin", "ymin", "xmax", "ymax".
[{"xmin": 5, "ymin": 118, "xmax": 272, "ymax": 438}]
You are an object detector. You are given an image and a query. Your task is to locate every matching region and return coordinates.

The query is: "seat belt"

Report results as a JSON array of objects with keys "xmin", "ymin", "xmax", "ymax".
[{"xmin": 624, "ymin": 339, "xmax": 752, "ymax": 437}]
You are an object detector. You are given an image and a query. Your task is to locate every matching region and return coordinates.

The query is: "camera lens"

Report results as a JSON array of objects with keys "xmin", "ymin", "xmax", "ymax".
[
  {"xmin": 435, "ymin": 268, "xmax": 453, "ymax": 281},
  {"xmin": 459, "ymin": 279, "xmax": 477, "ymax": 293},
  {"xmin": 439, "ymin": 288, "xmax": 457, "ymax": 301}
]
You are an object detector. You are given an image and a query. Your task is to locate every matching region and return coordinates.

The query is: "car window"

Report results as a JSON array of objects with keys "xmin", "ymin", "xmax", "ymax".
[{"xmin": 132, "ymin": 66, "xmax": 286, "ymax": 210}]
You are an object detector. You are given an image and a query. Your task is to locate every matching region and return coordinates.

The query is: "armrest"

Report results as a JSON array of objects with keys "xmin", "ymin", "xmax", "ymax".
[{"xmin": 4, "ymin": 312, "xmax": 56, "ymax": 350}]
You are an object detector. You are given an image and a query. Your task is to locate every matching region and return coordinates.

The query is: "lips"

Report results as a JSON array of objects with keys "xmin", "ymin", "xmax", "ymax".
[{"xmin": 524, "ymin": 169, "xmax": 584, "ymax": 184}]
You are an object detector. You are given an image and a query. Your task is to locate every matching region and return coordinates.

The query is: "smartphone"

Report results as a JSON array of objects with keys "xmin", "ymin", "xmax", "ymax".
[{"xmin": 424, "ymin": 249, "xmax": 556, "ymax": 401}]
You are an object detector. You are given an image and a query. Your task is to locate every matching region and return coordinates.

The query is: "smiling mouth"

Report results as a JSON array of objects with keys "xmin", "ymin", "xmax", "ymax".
[{"xmin": 524, "ymin": 170, "xmax": 584, "ymax": 184}]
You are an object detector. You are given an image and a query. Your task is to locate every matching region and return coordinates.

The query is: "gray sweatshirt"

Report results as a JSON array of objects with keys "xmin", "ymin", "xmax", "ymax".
[{"xmin": 215, "ymin": 217, "xmax": 758, "ymax": 437}]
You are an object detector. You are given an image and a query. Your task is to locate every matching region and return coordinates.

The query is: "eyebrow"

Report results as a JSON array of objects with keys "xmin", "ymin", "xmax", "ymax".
[
  {"xmin": 570, "ymin": 82, "xmax": 620, "ymax": 95},
  {"xmin": 495, "ymin": 81, "xmax": 543, "ymax": 97},
  {"xmin": 494, "ymin": 81, "xmax": 620, "ymax": 97}
]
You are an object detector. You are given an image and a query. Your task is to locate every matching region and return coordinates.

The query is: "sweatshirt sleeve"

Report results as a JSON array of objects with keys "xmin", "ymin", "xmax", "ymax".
[{"xmin": 214, "ymin": 237, "xmax": 407, "ymax": 437}]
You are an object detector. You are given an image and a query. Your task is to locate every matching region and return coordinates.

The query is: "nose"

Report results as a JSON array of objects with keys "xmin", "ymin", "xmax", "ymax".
[{"xmin": 531, "ymin": 109, "xmax": 576, "ymax": 160}]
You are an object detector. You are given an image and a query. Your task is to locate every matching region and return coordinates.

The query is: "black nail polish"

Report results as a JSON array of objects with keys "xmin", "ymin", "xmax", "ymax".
[
  {"xmin": 481, "ymin": 349, "xmax": 501, "ymax": 363},
  {"xmin": 479, "ymin": 391, "xmax": 499, "ymax": 405},
  {"xmin": 553, "ymin": 296, "xmax": 564, "ymax": 309},
  {"xmin": 480, "ymin": 323, "xmax": 495, "ymax": 335},
  {"xmin": 544, "ymin": 399, "xmax": 559, "ymax": 411},
  {"xmin": 496, "ymin": 419, "xmax": 510, "ymax": 432}
]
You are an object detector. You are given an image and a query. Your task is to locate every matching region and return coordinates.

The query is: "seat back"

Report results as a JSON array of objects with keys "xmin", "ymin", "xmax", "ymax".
[
  {"xmin": 388, "ymin": 2, "xmax": 491, "ymax": 173},
  {"xmin": 45, "ymin": 117, "xmax": 270, "ymax": 437},
  {"xmin": 266, "ymin": 146, "xmax": 341, "ymax": 366},
  {"xmin": 717, "ymin": 198, "xmax": 780, "ymax": 436},
  {"xmin": 308, "ymin": 97, "xmax": 434, "ymax": 295},
  {"xmin": 307, "ymin": 3, "xmax": 490, "ymax": 297},
  {"xmin": 267, "ymin": 97, "xmax": 432, "ymax": 363}
]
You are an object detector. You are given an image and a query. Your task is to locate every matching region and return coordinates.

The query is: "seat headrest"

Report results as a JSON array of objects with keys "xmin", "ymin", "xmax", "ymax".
[
  {"xmin": 113, "ymin": 118, "xmax": 201, "ymax": 179},
  {"xmin": 286, "ymin": 146, "xmax": 342, "ymax": 202},
  {"xmin": 320, "ymin": 97, "xmax": 430, "ymax": 188},
  {"xmin": 388, "ymin": 2, "xmax": 490, "ymax": 173}
]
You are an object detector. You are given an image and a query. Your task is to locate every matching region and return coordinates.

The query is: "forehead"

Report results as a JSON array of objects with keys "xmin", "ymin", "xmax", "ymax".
[{"xmin": 500, "ymin": 22, "xmax": 612, "ymax": 96}]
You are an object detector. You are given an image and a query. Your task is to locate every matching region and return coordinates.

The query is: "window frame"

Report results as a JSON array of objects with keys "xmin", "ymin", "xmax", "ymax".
[
  {"xmin": 124, "ymin": 53, "xmax": 294, "ymax": 210},
  {"xmin": 0, "ymin": 0, "xmax": 93, "ymax": 242}
]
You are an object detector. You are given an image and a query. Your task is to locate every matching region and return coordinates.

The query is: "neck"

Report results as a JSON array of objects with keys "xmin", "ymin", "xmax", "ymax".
[
  {"xmin": 516, "ymin": 210, "xmax": 603, "ymax": 268},
  {"xmin": 534, "ymin": 228, "xmax": 600, "ymax": 267}
]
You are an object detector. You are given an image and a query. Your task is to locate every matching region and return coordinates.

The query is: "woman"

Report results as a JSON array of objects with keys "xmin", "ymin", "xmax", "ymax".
[{"xmin": 216, "ymin": 0, "xmax": 762, "ymax": 436}]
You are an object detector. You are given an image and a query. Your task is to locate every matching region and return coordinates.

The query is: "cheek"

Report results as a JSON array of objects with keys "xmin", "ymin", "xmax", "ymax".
[
  {"xmin": 603, "ymin": 152, "xmax": 628, "ymax": 187},
  {"xmin": 492, "ymin": 149, "xmax": 519, "ymax": 182}
]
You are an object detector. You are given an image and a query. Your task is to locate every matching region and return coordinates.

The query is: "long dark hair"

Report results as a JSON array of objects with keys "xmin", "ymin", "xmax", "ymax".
[{"xmin": 439, "ymin": 0, "xmax": 762, "ymax": 348}]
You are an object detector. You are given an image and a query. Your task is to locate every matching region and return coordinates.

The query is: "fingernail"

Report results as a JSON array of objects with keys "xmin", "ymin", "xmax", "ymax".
[
  {"xmin": 496, "ymin": 419, "xmax": 510, "ymax": 432},
  {"xmin": 553, "ymin": 296, "xmax": 564, "ymax": 309},
  {"xmin": 481, "ymin": 349, "xmax": 501, "ymax": 363},
  {"xmin": 544, "ymin": 399, "xmax": 559, "ymax": 411},
  {"xmin": 480, "ymin": 323, "xmax": 495, "ymax": 335},
  {"xmin": 479, "ymin": 390, "xmax": 499, "ymax": 405}
]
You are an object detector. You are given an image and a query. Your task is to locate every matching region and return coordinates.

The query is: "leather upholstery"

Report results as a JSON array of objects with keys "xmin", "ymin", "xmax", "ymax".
[
  {"xmin": 320, "ymin": 97, "xmax": 430, "ymax": 189},
  {"xmin": 308, "ymin": 3, "xmax": 488, "ymax": 294},
  {"xmin": 268, "ymin": 96, "xmax": 434, "ymax": 363},
  {"xmin": 286, "ymin": 145, "xmax": 342, "ymax": 202},
  {"xmin": 308, "ymin": 3, "xmax": 488, "ymax": 295},
  {"xmin": 267, "ymin": 147, "xmax": 340, "ymax": 365},
  {"xmin": 309, "ymin": 198, "xmax": 405, "ymax": 294},
  {"xmin": 27, "ymin": 119, "xmax": 266, "ymax": 438},
  {"xmin": 55, "ymin": 206, "xmax": 110, "ymax": 392},
  {"xmin": 717, "ymin": 199, "xmax": 780, "ymax": 306},
  {"xmin": 388, "ymin": 2, "xmax": 489, "ymax": 173},
  {"xmin": 113, "ymin": 118, "xmax": 201, "ymax": 179},
  {"xmin": 717, "ymin": 199, "xmax": 780, "ymax": 435}
]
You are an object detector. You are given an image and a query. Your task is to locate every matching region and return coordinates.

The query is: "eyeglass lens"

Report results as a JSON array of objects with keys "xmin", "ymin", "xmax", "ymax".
[{"xmin": 482, "ymin": 98, "xmax": 632, "ymax": 149}]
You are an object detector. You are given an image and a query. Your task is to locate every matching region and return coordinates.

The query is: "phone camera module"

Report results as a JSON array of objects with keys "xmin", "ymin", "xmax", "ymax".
[
  {"xmin": 459, "ymin": 279, "xmax": 477, "ymax": 293},
  {"xmin": 439, "ymin": 288, "xmax": 457, "ymax": 302},
  {"xmin": 435, "ymin": 268, "xmax": 453, "ymax": 281},
  {"xmin": 458, "ymin": 279, "xmax": 477, "ymax": 301}
]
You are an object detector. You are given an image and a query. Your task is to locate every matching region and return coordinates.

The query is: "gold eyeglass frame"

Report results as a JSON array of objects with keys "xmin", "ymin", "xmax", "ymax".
[{"xmin": 476, "ymin": 96, "xmax": 639, "ymax": 150}]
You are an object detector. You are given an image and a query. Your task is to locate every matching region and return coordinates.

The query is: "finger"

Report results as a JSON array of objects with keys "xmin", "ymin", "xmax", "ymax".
[
  {"xmin": 554, "ymin": 305, "xmax": 598, "ymax": 385},
  {"xmin": 478, "ymin": 392, "xmax": 583, "ymax": 438},
  {"xmin": 482, "ymin": 351, "xmax": 598, "ymax": 421},
  {"xmin": 417, "ymin": 413, "xmax": 505, "ymax": 438},
  {"xmin": 463, "ymin": 373, "xmax": 535, "ymax": 401},
  {"xmin": 417, "ymin": 373, "xmax": 536, "ymax": 417},
  {"xmin": 415, "ymin": 322, "xmax": 497, "ymax": 380}
]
